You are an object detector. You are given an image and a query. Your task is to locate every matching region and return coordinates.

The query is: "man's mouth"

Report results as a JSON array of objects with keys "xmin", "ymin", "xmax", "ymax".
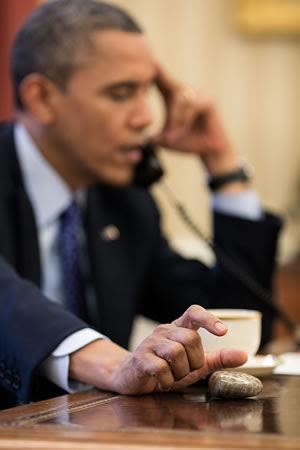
[
  {"xmin": 124, "ymin": 148, "xmax": 142, "ymax": 163},
  {"xmin": 120, "ymin": 144, "xmax": 145, "ymax": 164}
]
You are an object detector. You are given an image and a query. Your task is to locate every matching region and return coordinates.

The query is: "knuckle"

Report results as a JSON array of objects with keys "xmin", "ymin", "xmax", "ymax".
[
  {"xmin": 131, "ymin": 354, "xmax": 145, "ymax": 373},
  {"xmin": 191, "ymin": 360, "xmax": 203, "ymax": 372},
  {"xmin": 156, "ymin": 360, "xmax": 170, "ymax": 376},
  {"xmin": 187, "ymin": 304, "xmax": 204, "ymax": 317},
  {"xmin": 168, "ymin": 343, "xmax": 185, "ymax": 360},
  {"xmin": 184, "ymin": 330, "xmax": 201, "ymax": 348},
  {"xmin": 145, "ymin": 357, "xmax": 169, "ymax": 378},
  {"xmin": 189, "ymin": 304, "xmax": 203, "ymax": 312},
  {"xmin": 156, "ymin": 324, "xmax": 171, "ymax": 335}
]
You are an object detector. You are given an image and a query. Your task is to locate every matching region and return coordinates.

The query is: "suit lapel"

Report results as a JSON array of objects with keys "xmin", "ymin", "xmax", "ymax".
[
  {"xmin": 0, "ymin": 122, "xmax": 41, "ymax": 285},
  {"xmin": 15, "ymin": 188, "xmax": 41, "ymax": 285}
]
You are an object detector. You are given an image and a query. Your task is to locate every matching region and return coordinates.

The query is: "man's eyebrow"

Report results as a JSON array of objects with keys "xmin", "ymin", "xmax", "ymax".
[
  {"xmin": 104, "ymin": 80, "xmax": 139, "ymax": 90},
  {"xmin": 102, "ymin": 77, "xmax": 157, "ymax": 91}
]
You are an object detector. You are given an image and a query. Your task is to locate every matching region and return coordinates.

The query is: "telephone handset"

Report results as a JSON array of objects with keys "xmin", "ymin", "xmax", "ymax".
[{"xmin": 133, "ymin": 142, "xmax": 164, "ymax": 188}]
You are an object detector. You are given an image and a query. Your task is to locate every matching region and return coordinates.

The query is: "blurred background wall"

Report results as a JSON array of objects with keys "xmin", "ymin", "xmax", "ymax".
[{"xmin": 1, "ymin": 0, "xmax": 300, "ymax": 344}]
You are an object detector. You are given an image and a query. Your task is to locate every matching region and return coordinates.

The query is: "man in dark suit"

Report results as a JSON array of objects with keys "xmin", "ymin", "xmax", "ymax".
[{"xmin": 0, "ymin": 0, "xmax": 281, "ymax": 409}]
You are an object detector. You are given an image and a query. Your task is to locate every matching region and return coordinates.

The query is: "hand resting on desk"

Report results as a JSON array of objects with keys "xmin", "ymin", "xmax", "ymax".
[{"xmin": 69, "ymin": 305, "xmax": 248, "ymax": 394}]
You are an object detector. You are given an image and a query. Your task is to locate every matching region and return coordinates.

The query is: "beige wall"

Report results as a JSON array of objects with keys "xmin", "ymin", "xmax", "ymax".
[{"xmin": 109, "ymin": 0, "xmax": 300, "ymax": 262}]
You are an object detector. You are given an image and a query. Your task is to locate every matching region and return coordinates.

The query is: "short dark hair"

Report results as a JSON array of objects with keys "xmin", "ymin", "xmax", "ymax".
[{"xmin": 11, "ymin": 0, "xmax": 142, "ymax": 109}]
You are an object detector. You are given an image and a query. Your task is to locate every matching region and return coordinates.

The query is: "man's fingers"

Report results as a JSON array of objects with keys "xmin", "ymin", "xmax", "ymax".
[
  {"xmin": 173, "ymin": 304, "xmax": 228, "ymax": 335},
  {"xmin": 142, "ymin": 353, "xmax": 175, "ymax": 391},
  {"xmin": 155, "ymin": 63, "xmax": 179, "ymax": 98},
  {"xmin": 167, "ymin": 327, "xmax": 204, "ymax": 372},
  {"xmin": 152, "ymin": 340, "xmax": 190, "ymax": 380},
  {"xmin": 160, "ymin": 99, "xmax": 198, "ymax": 144},
  {"xmin": 116, "ymin": 311, "xmax": 243, "ymax": 395},
  {"xmin": 170, "ymin": 349, "xmax": 248, "ymax": 392}
]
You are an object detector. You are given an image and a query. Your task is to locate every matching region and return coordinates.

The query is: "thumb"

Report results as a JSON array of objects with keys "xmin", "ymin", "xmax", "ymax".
[
  {"xmin": 205, "ymin": 348, "xmax": 248, "ymax": 373},
  {"xmin": 173, "ymin": 305, "xmax": 228, "ymax": 335},
  {"xmin": 170, "ymin": 349, "xmax": 248, "ymax": 392}
]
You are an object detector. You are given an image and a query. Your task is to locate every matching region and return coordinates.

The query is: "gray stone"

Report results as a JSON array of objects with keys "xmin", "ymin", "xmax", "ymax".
[{"xmin": 208, "ymin": 370, "xmax": 263, "ymax": 399}]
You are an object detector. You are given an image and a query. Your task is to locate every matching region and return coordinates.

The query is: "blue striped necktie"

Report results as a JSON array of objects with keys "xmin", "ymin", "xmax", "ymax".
[{"xmin": 59, "ymin": 201, "xmax": 86, "ymax": 318}]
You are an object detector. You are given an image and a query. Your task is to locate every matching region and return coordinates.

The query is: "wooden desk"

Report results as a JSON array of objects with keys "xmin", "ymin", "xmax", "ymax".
[
  {"xmin": 0, "ymin": 375, "xmax": 300, "ymax": 449},
  {"xmin": 274, "ymin": 260, "xmax": 300, "ymax": 339}
]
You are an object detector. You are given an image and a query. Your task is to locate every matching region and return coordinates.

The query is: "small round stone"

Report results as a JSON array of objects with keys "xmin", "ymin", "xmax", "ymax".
[{"xmin": 208, "ymin": 371, "xmax": 263, "ymax": 399}]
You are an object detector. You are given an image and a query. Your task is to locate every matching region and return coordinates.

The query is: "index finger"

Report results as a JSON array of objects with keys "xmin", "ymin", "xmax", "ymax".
[
  {"xmin": 155, "ymin": 62, "xmax": 179, "ymax": 99},
  {"xmin": 173, "ymin": 304, "xmax": 228, "ymax": 336}
]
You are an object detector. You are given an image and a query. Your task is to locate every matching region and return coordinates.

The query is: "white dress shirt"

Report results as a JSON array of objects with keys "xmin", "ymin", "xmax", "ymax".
[{"xmin": 14, "ymin": 123, "xmax": 262, "ymax": 392}]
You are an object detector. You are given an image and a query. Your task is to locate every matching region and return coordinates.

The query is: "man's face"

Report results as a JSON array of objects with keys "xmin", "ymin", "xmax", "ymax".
[{"xmin": 49, "ymin": 30, "xmax": 157, "ymax": 187}]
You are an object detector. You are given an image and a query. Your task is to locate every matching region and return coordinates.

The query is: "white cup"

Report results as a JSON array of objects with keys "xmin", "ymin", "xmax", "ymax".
[{"xmin": 199, "ymin": 309, "xmax": 262, "ymax": 356}]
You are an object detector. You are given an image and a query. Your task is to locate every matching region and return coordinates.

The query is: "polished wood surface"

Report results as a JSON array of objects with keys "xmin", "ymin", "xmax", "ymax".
[
  {"xmin": 274, "ymin": 259, "xmax": 300, "ymax": 339},
  {"xmin": 0, "ymin": 375, "xmax": 300, "ymax": 449}
]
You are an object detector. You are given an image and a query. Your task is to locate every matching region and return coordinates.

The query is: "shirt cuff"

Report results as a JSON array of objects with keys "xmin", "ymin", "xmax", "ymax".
[
  {"xmin": 39, "ymin": 328, "xmax": 107, "ymax": 393},
  {"xmin": 212, "ymin": 189, "xmax": 263, "ymax": 220}
]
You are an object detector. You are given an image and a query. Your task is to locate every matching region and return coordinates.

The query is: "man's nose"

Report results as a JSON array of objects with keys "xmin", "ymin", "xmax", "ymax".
[{"xmin": 129, "ymin": 98, "xmax": 153, "ymax": 131}]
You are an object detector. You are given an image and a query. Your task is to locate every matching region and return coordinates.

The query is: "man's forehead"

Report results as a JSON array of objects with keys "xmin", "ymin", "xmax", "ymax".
[{"xmin": 91, "ymin": 29, "xmax": 156, "ymax": 76}]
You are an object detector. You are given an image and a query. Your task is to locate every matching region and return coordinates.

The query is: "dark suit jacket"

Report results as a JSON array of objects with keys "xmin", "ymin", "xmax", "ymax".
[{"xmin": 0, "ymin": 122, "xmax": 281, "ymax": 409}]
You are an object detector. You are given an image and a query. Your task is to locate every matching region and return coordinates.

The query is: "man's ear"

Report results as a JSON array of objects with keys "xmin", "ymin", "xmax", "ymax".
[{"xmin": 18, "ymin": 74, "xmax": 63, "ymax": 124}]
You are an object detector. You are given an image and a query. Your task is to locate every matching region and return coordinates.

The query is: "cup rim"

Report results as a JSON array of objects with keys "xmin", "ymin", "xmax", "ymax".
[{"xmin": 208, "ymin": 309, "xmax": 262, "ymax": 320}]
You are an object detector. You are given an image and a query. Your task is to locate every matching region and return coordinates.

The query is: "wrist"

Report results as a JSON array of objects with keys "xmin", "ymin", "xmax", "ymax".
[
  {"xmin": 207, "ymin": 165, "xmax": 251, "ymax": 193},
  {"xmin": 201, "ymin": 150, "xmax": 241, "ymax": 176},
  {"xmin": 69, "ymin": 339, "xmax": 129, "ymax": 391}
]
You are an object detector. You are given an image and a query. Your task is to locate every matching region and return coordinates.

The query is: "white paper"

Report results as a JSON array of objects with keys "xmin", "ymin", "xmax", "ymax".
[{"xmin": 273, "ymin": 352, "xmax": 300, "ymax": 375}]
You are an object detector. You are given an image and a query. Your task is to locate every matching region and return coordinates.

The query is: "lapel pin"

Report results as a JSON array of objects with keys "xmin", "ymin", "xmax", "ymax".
[{"xmin": 100, "ymin": 225, "xmax": 120, "ymax": 241}]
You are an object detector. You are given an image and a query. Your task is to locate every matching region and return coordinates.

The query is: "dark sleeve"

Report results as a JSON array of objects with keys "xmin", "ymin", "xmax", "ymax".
[
  {"xmin": 0, "ymin": 257, "xmax": 88, "ymax": 406},
  {"xmin": 139, "ymin": 203, "xmax": 282, "ymax": 347}
]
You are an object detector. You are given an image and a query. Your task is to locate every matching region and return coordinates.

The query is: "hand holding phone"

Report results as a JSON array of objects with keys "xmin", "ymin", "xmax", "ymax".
[{"xmin": 154, "ymin": 64, "xmax": 241, "ymax": 177}]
